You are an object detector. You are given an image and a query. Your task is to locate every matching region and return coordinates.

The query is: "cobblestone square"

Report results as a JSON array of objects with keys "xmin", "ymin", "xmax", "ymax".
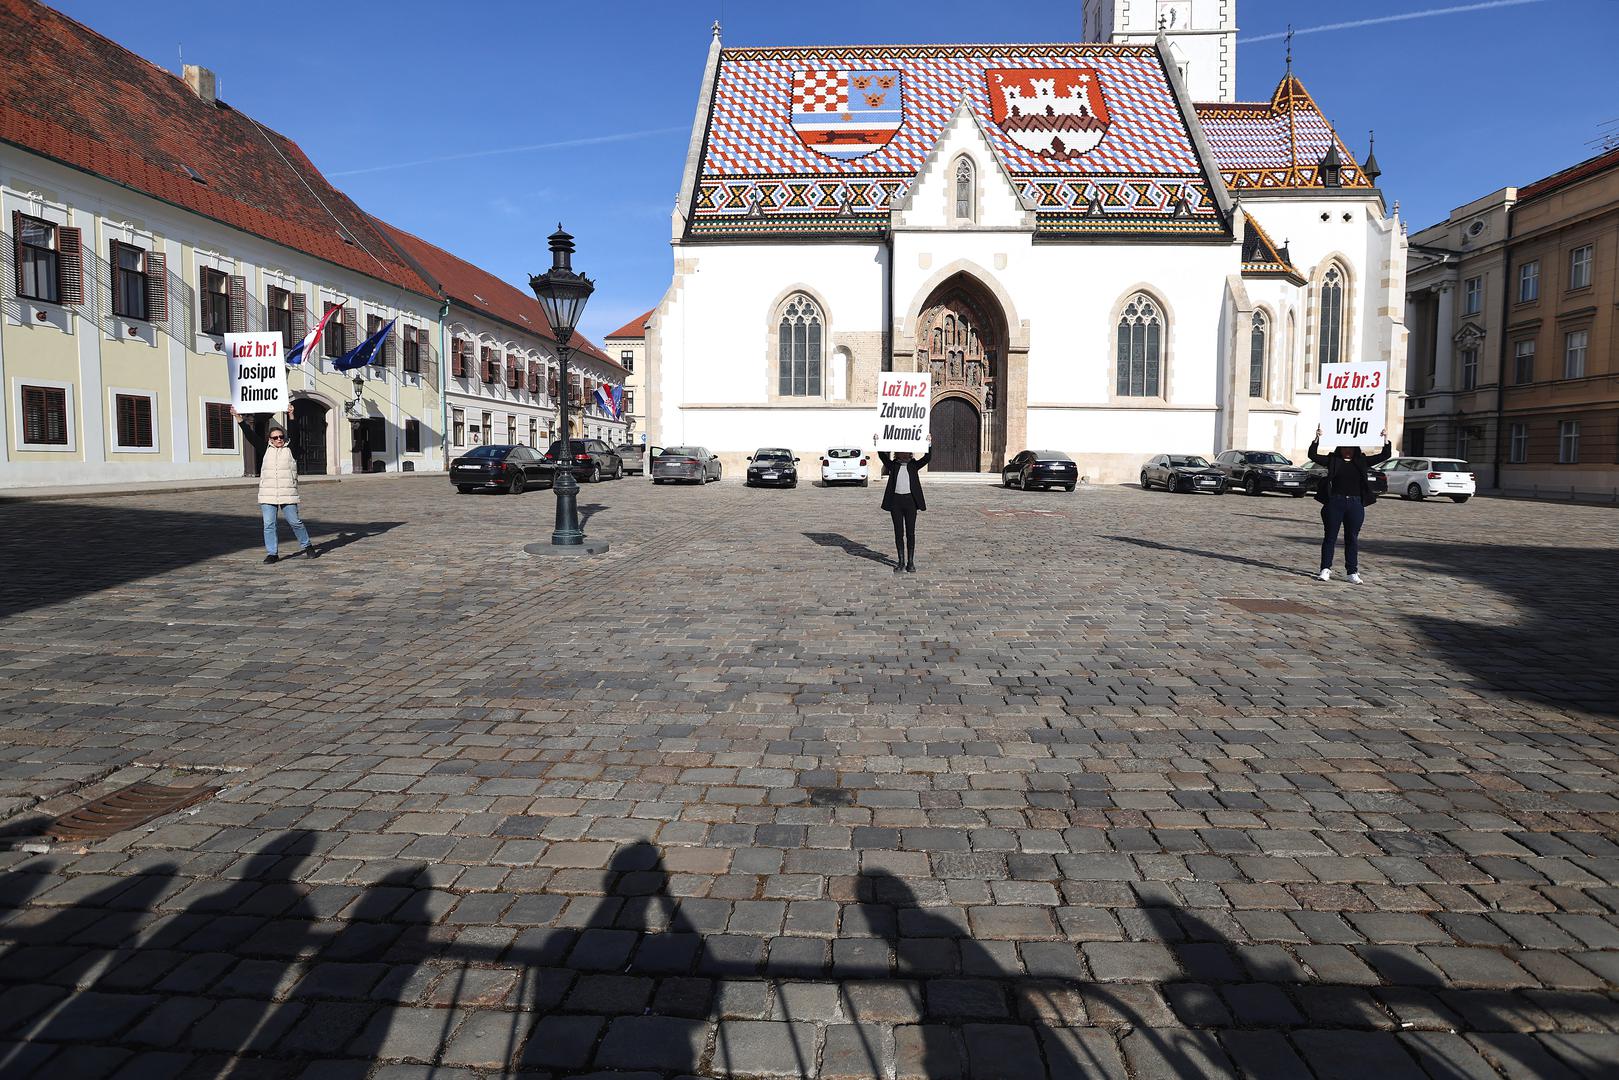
[{"xmin": 1, "ymin": 476, "xmax": 1616, "ymax": 1078}]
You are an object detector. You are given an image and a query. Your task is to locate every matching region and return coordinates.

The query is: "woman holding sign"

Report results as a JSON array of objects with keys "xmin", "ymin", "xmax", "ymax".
[
  {"xmin": 1308, "ymin": 426, "xmax": 1390, "ymax": 583},
  {"xmin": 256, "ymin": 420, "xmax": 316, "ymax": 564},
  {"xmin": 877, "ymin": 434, "xmax": 931, "ymax": 574}
]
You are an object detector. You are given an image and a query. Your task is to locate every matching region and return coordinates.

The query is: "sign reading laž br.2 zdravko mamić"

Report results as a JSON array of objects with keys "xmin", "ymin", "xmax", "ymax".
[
  {"xmin": 226, "ymin": 331, "xmax": 289, "ymax": 414},
  {"xmin": 874, "ymin": 373, "xmax": 932, "ymax": 453},
  {"xmin": 1316, "ymin": 361, "xmax": 1388, "ymax": 450}
]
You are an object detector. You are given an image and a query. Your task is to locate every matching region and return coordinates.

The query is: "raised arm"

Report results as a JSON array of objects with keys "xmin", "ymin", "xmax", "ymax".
[
  {"xmin": 914, "ymin": 452, "xmax": 931, "ymax": 470},
  {"xmin": 1305, "ymin": 425, "xmax": 1330, "ymax": 466},
  {"xmin": 1365, "ymin": 434, "xmax": 1392, "ymax": 468}
]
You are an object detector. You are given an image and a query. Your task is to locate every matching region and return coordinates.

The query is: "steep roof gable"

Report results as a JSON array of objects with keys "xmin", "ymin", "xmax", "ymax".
[
  {"xmin": 1195, "ymin": 72, "xmax": 1372, "ymax": 192},
  {"xmin": 605, "ymin": 310, "xmax": 654, "ymax": 340}
]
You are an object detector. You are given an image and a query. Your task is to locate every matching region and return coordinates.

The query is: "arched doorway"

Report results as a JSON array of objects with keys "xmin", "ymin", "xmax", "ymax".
[
  {"xmin": 914, "ymin": 273, "xmax": 1007, "ymax": 471},
  {"xmin": 291, "ymin": 398, "xmax": 329, "ymax": 476}
]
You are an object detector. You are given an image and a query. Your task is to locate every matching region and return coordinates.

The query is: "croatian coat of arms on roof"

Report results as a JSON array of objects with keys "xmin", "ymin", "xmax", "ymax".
[
  {"xmin": 986, "ymin": 67, "xmax": 1111, "ymax": 160},
  {"xmin": 790, "ymin": 68, "xmax": 904, "ymax": 160}
]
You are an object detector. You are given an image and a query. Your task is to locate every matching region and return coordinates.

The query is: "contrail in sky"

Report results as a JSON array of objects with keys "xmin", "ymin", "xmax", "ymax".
[
  {"xmin": 328, "ymin": 126, "xmax": 687, "ymax": 178},
  {"xmin": 1240, "ymin": 0, "xmax": 1547, "ymax": 44}
]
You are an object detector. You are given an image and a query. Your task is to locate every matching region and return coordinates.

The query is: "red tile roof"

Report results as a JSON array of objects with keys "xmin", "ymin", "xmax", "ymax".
[
  {"xmin": 374, "ymin": 219, "xmax": 620, "ymax": 370},
  {"xmin": 1195, "ymin": 74, "xmax": 1372, "ymax": 191},
  {"xmin": 1517, "ymin": 145, "xmax": 1619, "ymax": 204},
  {"xmin": 0, "ymin": 0, "xmax": 433, "ymax": 295},
  {"xmin": 605, "ymin": 310, "xmax": 654, "ymax": 340}
]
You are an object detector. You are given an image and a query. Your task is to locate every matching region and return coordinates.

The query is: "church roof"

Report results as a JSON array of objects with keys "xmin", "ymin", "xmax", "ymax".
[
  {"xmin": 689, "ymin": 42, "xmax": 1227, "ymax": 239},
  {"xmin": 1239, "ymin": 212, "xmax": 1305, "ymax": 283},
  {"xmin": 1195, "ymin": 74, "xmax": 1373, "ymax": 192}
]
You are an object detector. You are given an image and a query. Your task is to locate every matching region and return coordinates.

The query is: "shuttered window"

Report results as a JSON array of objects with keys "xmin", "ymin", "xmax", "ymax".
[
  {"xmin": 200, "ymin": 267, "xmax": 229, "ymax": 335},
  {"xmin": 403, "ymin": 327, "xmax": 422, "ymax": 374},
  {"xmin": 366, "ymin": 416, "xmax": 386, "ymax": 452},
  {"xmin": 205, "ymin": 402, "xmax": 235, "ymax": 450},
  {"xmin": 267, "ymin": 286, "xmax": 295, "ymax": 347},
  {"xmin": 14, "ymin": 213, "xmax": 59, "ymax": 303},
  {"xmin": 21, "ymin": 385, "xmax": 68, "ymax": 445},
  {"xmin": 111, "ymin": 240, "xmax": 149, "ymax": 320},
  {"xmin": 324, "ymin": 301, "xmax": 347, "ymax": 357},
  {"xmin": 404, "ymin": 418, "xmax": 421, "ymax": 453},
  {"xmin": 114, "ymin": 393, "xmax": 155, "ymax": 448}
]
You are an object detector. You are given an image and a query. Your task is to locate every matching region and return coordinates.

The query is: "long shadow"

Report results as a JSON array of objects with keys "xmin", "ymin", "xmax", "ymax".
[
  {"xmin": 3, "ymin": 832, "xmax": 1617, "ymax": 1076},
  {"xmin": 576, "ymin": 503, "xmax": 606, "ymax": 528},
  {"xmin": 0, "ymin": 502, "xmax": 404, "ymax": 617},
  {"xmin": 804, "ymin": 531, "xmax": 893, "ymax": 566},
  {"xmin": 1103, "ymin": 534, "xmax": 1313, "ymax": 578}
]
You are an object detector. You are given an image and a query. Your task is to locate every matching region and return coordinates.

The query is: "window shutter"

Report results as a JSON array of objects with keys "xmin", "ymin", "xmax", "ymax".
[
  {"xmin": 228, "ymin": 274, "xmax": 247, "ymax": 333},
  {"xmin": 144, "ymin": 250, "xmax": 168, "ymax": 322},
  {"xmin": 343, "ymin": 306, "xmax": 357, "ymax": 350},
  {"xmin": 291, "ymin": 293, "xmax": 307, "ymax": 339},
  {"xmin": 382, "ymin": 324, "xmax": 396, "ymax": 368},
  {"xmin": 367, "ymin": 416, "xmax": 386, "ymax": 452},
  {"xmin": 56, "ymin": 225, "xmax": 83, "ymax": 306},
  {"xmin": 9, "ymin": 211, "xmax": 20, "ymax": 298}
]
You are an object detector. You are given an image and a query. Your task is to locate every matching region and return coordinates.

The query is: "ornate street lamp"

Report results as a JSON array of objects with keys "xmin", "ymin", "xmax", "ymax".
[{"xmin": 525, "ymin": 226, "xmax": 607, "ymax": 555}]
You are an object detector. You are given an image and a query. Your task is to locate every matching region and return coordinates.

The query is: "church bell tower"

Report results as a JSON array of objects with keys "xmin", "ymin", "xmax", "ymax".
[{"xmin": 1082, "ymin": 0, "xmax": 1237, "ymax": 103}]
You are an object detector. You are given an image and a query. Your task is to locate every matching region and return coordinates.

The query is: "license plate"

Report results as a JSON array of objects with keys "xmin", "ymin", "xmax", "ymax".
[
  {"xmin": 762, "ymin": 472, "xmax": 777, "ymax": 479},
  {"xmin": 1198, "ymin": 479, "xmax": 1215, "ymax": 485},
  {"xmin": 1282, "ymin": 480, "xmax": 1300, "ymax": 486}
]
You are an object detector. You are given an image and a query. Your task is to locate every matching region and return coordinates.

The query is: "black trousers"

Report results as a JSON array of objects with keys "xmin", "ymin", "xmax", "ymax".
[
  {"xmin": 889, "ymin": 493, "xmax": 918, "ymax": 561},
  {"xmin": 1320, "ymin": 494, "xmax": 1366, "ymax": 573}
]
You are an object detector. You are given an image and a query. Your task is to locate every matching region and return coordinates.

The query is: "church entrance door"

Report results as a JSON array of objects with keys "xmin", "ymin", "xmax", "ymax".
[{"xmin": 930, "ymin": 397, "xmax": 981, "ymax": 472}]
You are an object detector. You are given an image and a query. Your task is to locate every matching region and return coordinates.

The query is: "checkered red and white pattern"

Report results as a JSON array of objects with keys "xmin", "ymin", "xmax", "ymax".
[{"xmin": 792, "ymin": 71, "xmax": 846, "ymax": 113}]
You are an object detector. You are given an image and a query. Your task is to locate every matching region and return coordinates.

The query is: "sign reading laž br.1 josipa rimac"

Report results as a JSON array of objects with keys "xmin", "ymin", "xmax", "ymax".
[
  {"xmin": 874, "ymin": 373, "xmax": 932, "ymax": 453},
  {"xmin": 1316, "ymin": 361, "xmax": 1388, "ymax": 450},
  {"xmin": 226, "ymin": 332, "xmax": 289, "ymax": 414}
]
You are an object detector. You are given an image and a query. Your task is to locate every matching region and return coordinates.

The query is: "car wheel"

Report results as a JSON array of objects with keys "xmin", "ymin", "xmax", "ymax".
[
  {"xmin": 653, "ymin": 478, "xmax": 664, "ymax": 485},
  {"xmin": 587, "ymin": 464, "xmax": 600, "ymax": 483},
  {"xmin": 1246, "ymin": 477, "xmax": 1261, "ymax": 497},
  {"xmin": 1290, "ymin": 491, "xmax": 1305, "ymax": 498},
  {"xmin": 1064, "ymin": 484, "xmax": 1075, "ymax": 493},
  {"xmin": 508, "ymin": 473, "xmax": 525, "ymax": 495},
  {"xmin": 1450, "ymin": 494, "xmax": 1470, "ymax": 503},
  {"xmin": 860, "ymin": 478, "xmax": 869, "ymax": 487},
  {"xmin": 1407, "ymin": 482, "xmax": 1424, "ymax": 501},
  {"xmin": 456, "ymin": 485, "xmax": 473, "ymax": 494},
  {"xmin": 1212, "ymin": 484, "xmax": 1225, "ymax": 495},
  {"xmin": 1140, "ymin": 472, "xmax": 1151, "ymax": 490}
]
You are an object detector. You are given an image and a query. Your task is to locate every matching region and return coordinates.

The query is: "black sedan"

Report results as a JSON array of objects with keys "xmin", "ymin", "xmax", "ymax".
[
  {"xmin": 1140, "ymin": 454, "xmax": 1225, "ymax": 494},
  {"xmin": 1304, "ymin": 460, "xmax": 1389, "ymax": 496},
  {"xmin": 1212, "ymin": 449, "xmax": 1310, "ymax": 497},
  {"xmin": 540, "ymin": 438, "xmax": 622, "ymax": 482},
  {"xmin": 1001, "ymin": 450, "xmax": 1078, "ymax": 491},
  {"xmin": 745, "ymin": 447, "xmax": 799, "ymax": 488},
  {"xmin": 451, "ymin": 444, "xmax": 548, "ymax": 494}
]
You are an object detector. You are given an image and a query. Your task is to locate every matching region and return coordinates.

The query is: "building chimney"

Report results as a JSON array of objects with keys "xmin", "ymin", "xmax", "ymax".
[{"xmin": 183, "ymin": 64, "xmax": 217, "ymax": 105}]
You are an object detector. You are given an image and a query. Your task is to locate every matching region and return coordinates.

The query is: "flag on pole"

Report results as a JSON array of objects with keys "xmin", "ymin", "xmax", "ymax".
[
  {"xmin": 333, "ymin": 318, "xmax": 396, "ymax": 372},
  {"xmin": 285, "ymin": 300, "xmax": 345, "ymax": 366},
  {"xmin": 593, "ymin": 385, "xmax": 622, "ymax": 420}
]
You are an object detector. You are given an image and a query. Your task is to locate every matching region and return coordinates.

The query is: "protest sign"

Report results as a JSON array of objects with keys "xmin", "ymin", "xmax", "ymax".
[
  {"xmin": 874, "ymin": 373, "xmax": 932, "ymax": 452},
  {"xmin": 1317, "ymin": 361, "xmax": 1388, "ymax": 449},
  {"xmin": 227, "ymin": 332, "xmax": 289, "ymax": 414}
]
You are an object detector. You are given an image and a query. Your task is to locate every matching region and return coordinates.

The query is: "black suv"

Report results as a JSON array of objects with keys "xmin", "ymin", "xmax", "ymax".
[
  {"xmin": 1212, "ymin": 450, "xmax": 1309, "ymax": 497},
  {"xmin": 540, "ymin": 438, "xmax": 622, "ymax": 482}
]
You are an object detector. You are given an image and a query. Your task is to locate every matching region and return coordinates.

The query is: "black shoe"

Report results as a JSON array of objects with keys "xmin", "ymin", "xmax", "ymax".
[
  {"xmin": 893, "ymin": 560, "xmax": 905, "ymax": 574},
  {"xmin": 263, "ymin": 554, "xmax": 278, "ymax": 565},
  {"xmin": 302, "ymin": 546, "xmax": 318, "ymax": 560},
  {"xmin": 906, "ymin": 560, "xmax": 917, "ymax": 573}
]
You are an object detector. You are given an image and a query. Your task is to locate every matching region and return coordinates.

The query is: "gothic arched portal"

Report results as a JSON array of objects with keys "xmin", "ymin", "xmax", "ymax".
[{"xmin": 913, "ymin": 273, "xmax": 1008, "ymax": 471}]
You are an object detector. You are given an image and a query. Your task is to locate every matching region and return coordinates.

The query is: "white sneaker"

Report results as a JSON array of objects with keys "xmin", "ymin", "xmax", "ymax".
[
  {"xmin": 1349, "ymin": 573, "xmax": 1363, "ymax": 584},
  {"xmin": 1317, "ymin": 568, "xmax": 1331, "ymax": 581}
]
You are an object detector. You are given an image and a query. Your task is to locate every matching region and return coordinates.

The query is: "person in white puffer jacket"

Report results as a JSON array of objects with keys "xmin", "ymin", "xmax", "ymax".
[{"xmin": 256, "ymin": 420, "xmax": 315, "ymax": 564}]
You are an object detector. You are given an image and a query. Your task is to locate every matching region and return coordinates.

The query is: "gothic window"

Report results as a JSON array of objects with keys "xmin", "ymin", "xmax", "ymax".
[
  {"xmin": 1249, "ymin": 310, "xmax": 1269, "ymax": 398},
  {"xmin": 954, "ymin": 156, "xmax": 975, "ymax": 222},
  {"xmin": 1317, "ymin": 263, "xmax": 1346, "ymax": 372},
  {"xmin": 1115, "ymin": 292, "xmax": 1164, "ymax": 397},
  {"xmin": 777, "ymin": 293, "xmax": 823, "ymax": 396}
]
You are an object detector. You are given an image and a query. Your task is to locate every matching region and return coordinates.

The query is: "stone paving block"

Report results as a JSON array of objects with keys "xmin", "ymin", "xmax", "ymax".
[{"xmin": 593, "ymin": 1016, "xmax": 707, "ymax": 1071}]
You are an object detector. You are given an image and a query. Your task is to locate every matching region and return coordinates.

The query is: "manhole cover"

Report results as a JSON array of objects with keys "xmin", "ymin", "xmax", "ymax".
[
  {"xmin": 48, "ymin": 783, "xmax": 219, "ymax": 841},
  {"xmin": 1220, "ymin": 597, "xmax": 1318, "ymax": 616}
]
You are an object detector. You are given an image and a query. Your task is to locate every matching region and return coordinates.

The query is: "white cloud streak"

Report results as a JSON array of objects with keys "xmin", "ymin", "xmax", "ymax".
[
  {"xmin": 328, "ymin": 126, "xmax": 687, "ymax": 178},
  {"xmin": 1240, "ymin": 0, "xmax": 1547, "ymax": 44}
]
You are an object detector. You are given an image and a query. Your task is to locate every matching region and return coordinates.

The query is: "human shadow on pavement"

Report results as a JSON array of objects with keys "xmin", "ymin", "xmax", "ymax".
[
  {"xmin": 576, "ymin": 503, "xmax": 606, "ymax": 528},
  {"xmin": 1103, "ymin": 534, "xmax": 1314, "ymax": 578},
  {"xmin": 804, "ymin": 531, "xmax": 894, "ymax": 566},
  {"xmin": 2, "ymin": 832, "xmax": 1617, "ymax": 1076}
]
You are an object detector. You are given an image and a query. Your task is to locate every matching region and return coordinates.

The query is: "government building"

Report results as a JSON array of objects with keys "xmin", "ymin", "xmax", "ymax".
[{"xmin": 648, "ymin": 1, "xmax": 1407, "ymax": 479}]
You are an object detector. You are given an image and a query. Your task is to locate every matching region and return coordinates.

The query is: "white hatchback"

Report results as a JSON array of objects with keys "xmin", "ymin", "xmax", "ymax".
[
  {"xmin": 1378, "ymin": 457, "xmax": 1477, "ymax": 502},
  {"xmin": 821, "ymin": 447, "xmax": 870, "ymax": 486}
]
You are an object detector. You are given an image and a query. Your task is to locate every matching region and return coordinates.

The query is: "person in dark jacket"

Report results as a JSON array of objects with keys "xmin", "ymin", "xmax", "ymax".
[
  {"xmin": 877, "ymin": 435, "xmax": 931, "ymax": 574},
  {"xmin": 1307, "ymin": 425, "xmax": 1391, "ymax": 583}
]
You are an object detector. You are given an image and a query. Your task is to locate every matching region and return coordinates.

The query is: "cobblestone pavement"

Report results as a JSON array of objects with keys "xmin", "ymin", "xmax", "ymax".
[{"xmin": 1, "ymin": 475, "xmax": 1617, "ymax": 1079}]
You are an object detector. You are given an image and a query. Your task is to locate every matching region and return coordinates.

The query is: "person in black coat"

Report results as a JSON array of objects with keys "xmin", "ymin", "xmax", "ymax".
[
  {"xmin": 1307, "ymin": 425, "xmax": 1391, "ymax": 583},
  {"xmin": 876, "ymin": 435, "xmax": 931, "ymax": 574}
]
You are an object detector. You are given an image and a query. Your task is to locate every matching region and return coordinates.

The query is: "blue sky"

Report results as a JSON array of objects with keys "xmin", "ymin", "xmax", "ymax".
[{"xmin": 54, "ymin": 0, "xmax": 1619, "ymax": 343}]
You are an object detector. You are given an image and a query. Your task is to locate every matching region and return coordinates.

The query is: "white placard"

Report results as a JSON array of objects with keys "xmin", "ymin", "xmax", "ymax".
[
  {"xmin": 1317, "ymin": 361, "xmax": 1388, "ymax": 449},
  {"xmin": 874, "ymin": 373, "xmax": 932, "ymax": 452},
  {"xmin": 226, "ymin": 332, "xmax": 289, "ymax": 414}
]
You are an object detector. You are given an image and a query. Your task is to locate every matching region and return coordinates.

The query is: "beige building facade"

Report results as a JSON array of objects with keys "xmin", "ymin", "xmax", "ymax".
[{"xmin": 604, "ymin": 310, "xmax": 652, "ymax": 446}]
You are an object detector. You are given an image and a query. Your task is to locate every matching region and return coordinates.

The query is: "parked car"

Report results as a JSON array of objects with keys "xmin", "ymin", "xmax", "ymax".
[
  {"xmin": 653, "ymin": 445, "xmax": 722, "ymax": 484},
  {"xmin": 1304, "ymin": 460, "xmax": 1389, "ymax": 497},
  {"xmin": 821, "ymin": 447, "xmax": 870, "ymax": 486},
  {"xmin": 1140, "ymin": 454, "xmax": 1224, "ymax": 494},
  {"xmin": 450, "ymin": 444, "xmax": 549, "ymax": 495},
  {"xmin": 746, "ymin": 447, "xmax": 799, "ymax": 488},
  {"xmin": 539, "ymin": 438, "xmax": 622, "ymax": 482},
  {"xmin": 1213, "ymin": 449, "xmax": 1310, "ymax": 497},
  {"xmin": 1002, "ymin": 450, "xmax": 1078, "ymax": 491},
  {"xmin": 1377, "ymin": 457, "xmax": 1476, "ymax": 502},
  {"xmin": 615, "ymin": 443, "xmax": 658, "ymax": 476}
]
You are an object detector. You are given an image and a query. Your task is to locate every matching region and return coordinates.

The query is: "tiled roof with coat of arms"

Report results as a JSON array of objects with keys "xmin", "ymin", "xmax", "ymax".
[
  {"xmin": 689, "ymin": 41, "xmax": 1229, "ymax": 239},
  {"xmin": 1195, "ymin": 73, "xmax": 1373, "ymax": 191}
]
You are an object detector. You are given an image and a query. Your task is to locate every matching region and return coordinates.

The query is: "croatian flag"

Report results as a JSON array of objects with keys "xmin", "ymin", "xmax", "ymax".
[
  {"xmin": 286, "ymin": 301, "xmax": 345, "ymax": 366},
  {"xmin": 593, "ymin": 385, "xmax": 622, "ymax": 420}
]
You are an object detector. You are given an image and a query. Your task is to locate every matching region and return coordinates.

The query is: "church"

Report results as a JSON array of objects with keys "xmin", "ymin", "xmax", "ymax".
[{"xmin": 647, "ymin": 1, "xmax": 1407, "ymax": 479}]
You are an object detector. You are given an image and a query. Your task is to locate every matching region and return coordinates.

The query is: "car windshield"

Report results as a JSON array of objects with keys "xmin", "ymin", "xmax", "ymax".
[
  {"xmin": 828, "ymin": 449, "xmax": 861, "ymax": 459},
  {"xmin": 1032, "ymin": 451, "xmax": 1072, "ymax": 462},
  {"xmin": 665, "ymin": 447, "xmax": 700, "ymax": 458},
  {"xmin": 754, "ymin": 450, "xmax": 792, "ymax": 462},
  {"xmin": 616, "ymin": 444, "xmax": 639, "ymax": 453},
  {"xmin": 1168, "ymin": 456, "xmax": 1209, "ymax": 467},
  {"xmin": 464, "ymin": 445, "xmax": 509, "ymax": 459},
  {"xmin": 1246, "ymin": 452, "xmax": 1292, "ymax": 465},
  {"xmin": 1431, "ymin": 460, "xmax": 1470, "ymax": 473}
]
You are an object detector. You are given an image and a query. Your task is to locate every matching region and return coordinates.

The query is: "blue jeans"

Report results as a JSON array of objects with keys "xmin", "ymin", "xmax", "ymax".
[
  {"xmin": 1319, "ymin": 494, "xmax": 1365, "ymax": 574},
  {"xmin": 261, "ymin": 503, "xmax": 311, "ymax": 556}
]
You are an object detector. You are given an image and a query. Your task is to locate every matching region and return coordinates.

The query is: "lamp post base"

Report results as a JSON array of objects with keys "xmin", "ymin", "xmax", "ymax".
[{"xmin": 525, "ymin": 540, "xmax": 610, "ymax": 557}]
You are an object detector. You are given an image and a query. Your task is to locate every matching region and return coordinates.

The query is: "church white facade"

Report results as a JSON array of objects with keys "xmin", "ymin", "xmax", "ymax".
[{"xmin": 648, "ymin": 2, "xmax": 1407, "ymax": 479}]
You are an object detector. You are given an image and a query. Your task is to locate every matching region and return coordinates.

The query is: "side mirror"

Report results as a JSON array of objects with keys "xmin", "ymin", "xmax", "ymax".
[{"xmin": 793, "ymin": 457, "xmax": 800, "ymax": 463}]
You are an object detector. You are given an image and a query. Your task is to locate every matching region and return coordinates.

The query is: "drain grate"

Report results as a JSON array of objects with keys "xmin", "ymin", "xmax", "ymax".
[
  {"xmin": 1220, "ymin": 597, "xmax": 1319, "ymax": 616},
  {"xmin": 48, "ymin": 783, "xmax": 219, "ymax": 841}
]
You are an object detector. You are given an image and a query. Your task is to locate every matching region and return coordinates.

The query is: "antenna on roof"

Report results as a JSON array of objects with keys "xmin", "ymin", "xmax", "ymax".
[
  {"xmin": 1586, "ymin": 118, "xmax": 1619, "ymax": 153},
  {"xmin": 1285, "ymin": 25, "xmax": 1294, "ymax": 74}
]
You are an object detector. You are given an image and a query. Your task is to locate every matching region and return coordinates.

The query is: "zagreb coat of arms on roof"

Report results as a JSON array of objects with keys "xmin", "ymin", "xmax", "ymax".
[
  {"xmin": 790, "ymin": 69, "xmax": 904, "ymax": 160},
  {"xmin": 986, "ymin": 67, "xmax": 1111, "ymax": 160}
]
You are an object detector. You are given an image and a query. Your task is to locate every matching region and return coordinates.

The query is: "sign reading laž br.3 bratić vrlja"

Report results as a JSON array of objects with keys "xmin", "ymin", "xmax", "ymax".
[
  {"xmin": 1317, "ymin": 362, "xmax": 1388, "ymax": 450},
  {"xmin": 874, "ymin": 373, "xmax": 932, "ymax": 453},
  {"xmin": 227, "ymin": 332, "xmax": 289, "ymax": 414}
]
